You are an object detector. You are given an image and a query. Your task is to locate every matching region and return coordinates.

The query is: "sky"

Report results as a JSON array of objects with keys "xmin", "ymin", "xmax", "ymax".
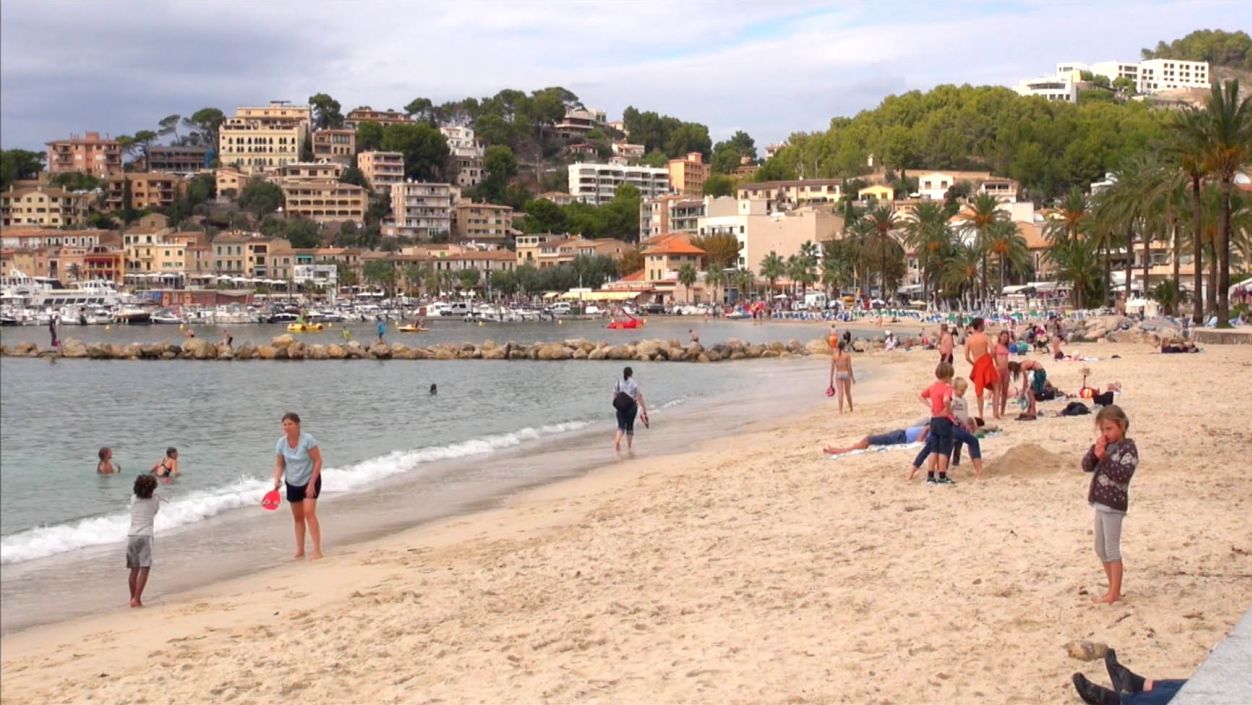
[{"xmin": 2, "ymin": 0, "xmax": 1250, "ymax": 152}]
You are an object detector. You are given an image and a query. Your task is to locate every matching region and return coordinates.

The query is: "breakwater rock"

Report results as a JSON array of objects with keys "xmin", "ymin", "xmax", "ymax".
[
  {"xmin": 1066, "ymin": 315, "xmax": 1184, "ymax": 345},
  {"xmin": 2, "ymin": 336, "xmax": 839, "ymax": 363}
]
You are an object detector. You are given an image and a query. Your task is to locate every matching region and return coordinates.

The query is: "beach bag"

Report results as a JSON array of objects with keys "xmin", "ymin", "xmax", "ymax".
[
  {"xmin": 1060, "ymin": 401, "xmax": 1090, "ymax": 416},
  {"xmin": 612, "ymin": 389, "xmax": 634, "ymax": 411}
]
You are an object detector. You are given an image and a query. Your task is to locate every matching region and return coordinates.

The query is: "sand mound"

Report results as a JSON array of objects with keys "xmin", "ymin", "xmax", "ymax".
[{"xmin": 983, "ymin": 443, "xmax": 1073, "ymax": 477}]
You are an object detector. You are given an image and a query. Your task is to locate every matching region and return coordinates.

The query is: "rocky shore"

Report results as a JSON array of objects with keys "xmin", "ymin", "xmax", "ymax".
[
  {"xmin": 0, "ymin": 334, "xmax": 840, "ymax": 363},
  {"xmin": 2, "ymin": 316, "xmax": 1220, "ymax": 363}
]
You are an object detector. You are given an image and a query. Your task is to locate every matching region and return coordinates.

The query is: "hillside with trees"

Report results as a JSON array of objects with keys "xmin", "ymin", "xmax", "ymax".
[{"xmin": 1142, "ymin": 29, "xmax": 1252, "ymax": 69}]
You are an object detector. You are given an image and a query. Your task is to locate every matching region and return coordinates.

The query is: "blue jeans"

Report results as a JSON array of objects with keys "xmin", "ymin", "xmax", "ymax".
[
  {"xmin": 1124, "ymin": 679, "xmax": 1185, "ymax": 704},
  {"xmin": 913, "ymin": 425, "xmax": 981, "ymax": 468}
]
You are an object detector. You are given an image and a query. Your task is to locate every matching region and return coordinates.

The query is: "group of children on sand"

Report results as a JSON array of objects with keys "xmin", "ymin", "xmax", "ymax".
[{"xmin": 833, "ymin": 316, "xmax": 1140, "ymax": 605}]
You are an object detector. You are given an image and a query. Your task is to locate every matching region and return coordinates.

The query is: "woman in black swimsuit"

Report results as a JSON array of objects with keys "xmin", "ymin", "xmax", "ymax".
[{"xmin": 151, "ymin": 447, "xmax": 179, "ymax": 479}]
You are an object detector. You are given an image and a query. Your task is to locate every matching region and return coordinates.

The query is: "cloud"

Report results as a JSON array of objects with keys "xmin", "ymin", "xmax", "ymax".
[{"xmin": 2, "ymin": 0, "xmax": 1249, "ymax": 150}]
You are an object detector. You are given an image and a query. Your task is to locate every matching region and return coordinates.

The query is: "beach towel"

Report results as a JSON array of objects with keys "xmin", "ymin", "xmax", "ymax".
[{"xmin": 970, "ymin": 354, "xmax": 999, "ymax": 395}]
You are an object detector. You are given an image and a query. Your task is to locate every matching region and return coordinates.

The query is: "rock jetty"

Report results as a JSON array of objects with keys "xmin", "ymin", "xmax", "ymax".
[{"xmin": 1, "ymin": 335, "xmax": 842, "ymax": 363}]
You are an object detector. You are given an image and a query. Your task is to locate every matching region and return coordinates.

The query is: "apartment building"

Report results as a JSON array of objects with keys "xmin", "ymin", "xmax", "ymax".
[
  {"xmin": 667, "ymin": 152, "xmax": 710, "ymax": 196},
  {"xmin": 439, "ymin": 125, "xmax": 484, "ymax": 188},
  {"xmin": 1137, "ymin": 59, "xmax": 1209, "ymax": 94},
  {"xmin": 642, "ymin": 234, "xmax": 706, "ymax": 283},
  {"xmin": 357, "ymin": 151, "xmax": 405, "ymax": 191},
  {"xmin": 1, "ymin": 227, "xmax": 102, "ymax": 250},
  {"xmin": 1013, "ymin": 76, "xmax": 1076, "ymax": 102},
  {"xmin": 216, "ymin": 167, "xmax": 249, "ymax": 197},
  {"xmin": 344, "ymin": 107, "xmax": 411, "ymax": 129},
  {"xmin": 568, "ymin": 162, "xmax": 670, "ymax": 206},
  {"xmin": 50, "ymin": 246, "xmax": 126, "ymax": 284},
  {"xmin": 554, "ymin": 107, "xmax": 607, "ymax": 139},
  {"xmin": 390, "ymin": 181, "xmax": 453, "ymax": 240},
  {"xmin": 123, "ymin": 229, "xmax": 207, "ymax": 276},
  {"xmin": 453, "ymin": 202, "xmax": 515, "ymax": 243},
  {"xmin": 515, "ymin": 233, "xmax": 553, "ymax": 266},
  {"xmin": 45, "ymin": 132, "xmax": 123, "ymax": 178},
  {"xmin": 611, "ymin": 142, "xmax": 645, "ymax": 163},
  {"xmin": 211, "ymin": 232, "xmax": 285, "ymax": 276},
  {"xmin": 312, "ymin": 129, "xmax": 356, "ymax": 166},
  {"xmin": 218, "ymin": 103, "xmax": 311, "ymax": 175},
  {"xmin": 735, "ymin": 179, "xmax": 844, "ymax": 211},
  {"xmin": 697, "ymin": 199, "xmax": 840, "ymax": 275},
  {"xmin": 858, "ymin": 184, "xmax": 895, "ymax": 202},
  {"xmin": 280, "ymin": 180, "xmax": 368, "ymax": 225},
  {"xmin": 535, "ymin": 235, "xmax": 631, "ymax": 268},
  {"xmin": 640, "ymin": 194, "xmax": 738, "ymax": 239},
  {"xmin": 272, "ymin": 161, "xmax": 344, "ymax": 183},
  {"xmin": 1, "ymin": 186, "xmax": 90, "ymax": 228},
  {"xmin": 146, "ymin": 145, "xmax": 211, "ymax": 175},
  {"xmin": 105, "ymin": 173, "xmax": 187, "ymax": 211}
]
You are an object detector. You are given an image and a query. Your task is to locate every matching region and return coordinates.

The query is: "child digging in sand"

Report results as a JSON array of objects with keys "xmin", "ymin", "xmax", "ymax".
[
  {"xmin": 126, "ymin": 475, "xmax": 164, "ymax": 607},
  {"xmin": 918, "ymin": 362, "xmax": 956, "ymax": 485},
  {"xmin": 1082, "ymin": 405, "xmax": 1138, "ymax": 605}
]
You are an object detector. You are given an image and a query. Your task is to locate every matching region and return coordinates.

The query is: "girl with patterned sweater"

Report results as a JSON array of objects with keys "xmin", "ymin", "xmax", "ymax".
[{"xmin": 1081, "ymin": 405, "xmax": 1138, "ymax": 604}]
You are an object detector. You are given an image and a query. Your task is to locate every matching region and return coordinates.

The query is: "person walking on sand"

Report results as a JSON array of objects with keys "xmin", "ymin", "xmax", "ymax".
[
  {"xmin": 964, "ymin": 317, "xmax": 999, "ymax": 420},
  {"xmin": 828, "ymin": 341, "xmax": 855, "ymax": 413},
  {"xmin": 938, "ymin": 323, "xmax": 954, "ymax": 364},
  {"xmin": 612, "ymin": 366, "xmax": 648, "ymax": 453},
  {"xmin": 273, "ymin": 412, "xmax": 324, "ymax": 560},
  {"xmin": 126, "ymin": 474, "xmax": 165, "ymax": 607},
  {"xmin": 1081, "ymin": 405, "xmax": 1137, "ymax": 605}
]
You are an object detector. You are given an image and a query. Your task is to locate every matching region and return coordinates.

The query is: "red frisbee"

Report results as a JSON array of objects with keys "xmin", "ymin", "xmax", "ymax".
[{"xmin": 261, "ymin": 490, "xmax": 282, "ymax": 511}]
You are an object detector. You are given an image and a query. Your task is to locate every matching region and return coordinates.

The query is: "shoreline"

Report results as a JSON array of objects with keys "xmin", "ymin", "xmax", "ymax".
[
  {"xmin": 4, "ymin": 342, "xmax": 1250, "ymax": 704},
  {"xmin": 0, "ymin": 355, "xmax": 846, "ymax": 634}
]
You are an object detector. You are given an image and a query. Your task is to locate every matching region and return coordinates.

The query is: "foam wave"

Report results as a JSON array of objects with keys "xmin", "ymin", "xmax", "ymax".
[{"xmin": 0, "ymin": 421, "xmax": 592, "ymax": 565}]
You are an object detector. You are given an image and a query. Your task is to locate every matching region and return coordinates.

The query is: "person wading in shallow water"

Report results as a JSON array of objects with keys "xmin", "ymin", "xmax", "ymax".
[
  {"xmin": 272, "ymin": 412, "xmax": 324, "ymax": 560},
  {"xmin": 612, "ymin": 366, "xmax": 648, "ymax": 453}
]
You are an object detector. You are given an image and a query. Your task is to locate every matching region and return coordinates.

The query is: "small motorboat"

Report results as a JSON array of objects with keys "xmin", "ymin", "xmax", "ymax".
[
  {"xmin": 396, "ymin": 323, "xmax": 428, "ymax": 333},
  {"xmin": 287, "ymin": 322, "xmax": 325, "ymax": 333}
]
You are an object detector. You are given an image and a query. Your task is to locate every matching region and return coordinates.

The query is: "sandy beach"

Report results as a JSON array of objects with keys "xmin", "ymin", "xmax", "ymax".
[{"xmin": 3, "ymin": 341, "xmax": 1250, "ymax": 704}]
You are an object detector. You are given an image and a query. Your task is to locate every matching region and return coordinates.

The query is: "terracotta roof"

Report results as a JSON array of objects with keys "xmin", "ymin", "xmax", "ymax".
[
  {"xmin": 1017, "ymin": 221, "xmax": 1048, "ymax": 249},
  {"xmin": 643, "ymin": 235, "xmax": 706, "ymax": 256},
  {"xmin": 620, "ymin": 269, "xmax": 645, "ymax": 282}
]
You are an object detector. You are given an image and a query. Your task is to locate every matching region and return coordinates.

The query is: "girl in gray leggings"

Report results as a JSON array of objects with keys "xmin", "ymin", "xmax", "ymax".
[{"xmin": 1081, "ymin": 405, "xmax": 1138, "ymax": 605}]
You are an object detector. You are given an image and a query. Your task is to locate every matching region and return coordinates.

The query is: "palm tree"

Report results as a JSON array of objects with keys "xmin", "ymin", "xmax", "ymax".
[
  {"xmin": 1198, "ymin": 79, "xmax": 1252, "ymax": 326},
  {"xmin": 704, "ymin": 266, "xmax": 727, "ymax": 305},
  {"xmin": 733, "ymin": 268, "xmax": 756, "ymax": 302},
  {"xmin": 902, "ymin": 201, "xmax": 952, "ymax": 301},
  {"xmin": 677, "ymin": 263, "xmax": 698, "ymax": 304},
  {"xmin": 1047, "ymin": 237, "xmax": 1103, "ymax": 309},
  {"xmin": 984, "ymin": 220, "xmax": 1029, "ymax": 294},
  {"xmin": 1171, "ymin": 104, "xmax": 1212, "ymax": 323},
  {"xmin": 1045, "ymin": 188, "xmax": 1091, "ymax": 244},
  {"xmin": 939, "ymin": 244, "xmax": 982, "ymax": 309},
  {"xmin": 959, "ymin": 193, "xmax": 1006, "ymax": 301},
  {"xmin": 759, "ymin": 251, "xmax": 785, "ymax": 296},
  {"xmin": 863, "ymin": 206, "xmax": 900, "ymax": 299}
]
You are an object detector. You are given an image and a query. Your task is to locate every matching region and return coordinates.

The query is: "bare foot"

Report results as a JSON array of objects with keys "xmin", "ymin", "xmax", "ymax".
[
  {"xmin": 310, "ymin": 552, "xmax": 323, "ymax": 561},
  {"xmin": 1090, "ymin": 593, "xmax": 1120, "ymax": 604},
  {"xmin": 907, "ymin": 466, "xmax": 919, "ymax": 481},
  {"xmin": 293, "ymin": 552, "xmax": 305, "ymax": 560},
  {"xmin": 129, "ymin": 599, "xmax": 139, "ymax": 608}
]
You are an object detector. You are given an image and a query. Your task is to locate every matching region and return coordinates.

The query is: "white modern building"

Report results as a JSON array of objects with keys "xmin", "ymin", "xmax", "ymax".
[
  {"xmin": 439, "ymin": 125, "xmax": 485, "ymax": 188},
  {"xmin": 1137, "ymin": 59, "xmax": 1210, "ymax": 94},
  {"xmin": 1013, "ymin": 75, "xmax": 1077, "ymax": 102},
  {"xmin": 567, "ymin": 162, "xmax": 670, "ymax": 205},
  {"xmin": 696, "ymin": 198, "xmax": 839, "ymax": 275}
]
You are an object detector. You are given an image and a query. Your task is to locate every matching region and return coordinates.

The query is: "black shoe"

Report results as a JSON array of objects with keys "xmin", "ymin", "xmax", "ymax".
[
  {"xmin": 937, "ymin": 476, "xmax": 956, "ymax": 485},
  {"xmin": 1071, "ymin": 673, "xmax": 1118, "ymax": 705},
  {"xmin": 1105, "ymin": 648, "xmax": 1145, "ymax": 694}
]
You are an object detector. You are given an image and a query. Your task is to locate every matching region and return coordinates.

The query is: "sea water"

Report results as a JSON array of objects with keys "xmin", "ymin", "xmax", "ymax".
[{"xmin": 0, "ymin": 318, "xmax": 846, "ymax": 632}]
